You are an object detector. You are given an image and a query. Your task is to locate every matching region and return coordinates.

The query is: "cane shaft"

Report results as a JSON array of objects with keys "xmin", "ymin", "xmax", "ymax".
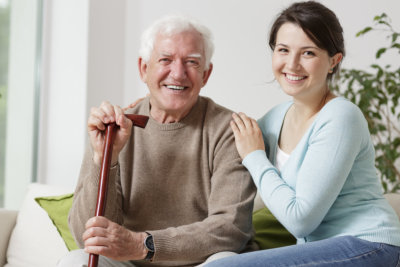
[
  {"xmin": 88, "ymin": 114, "xmax": 149, "ymax": 267},
  {"xmin": 88, "ymin": 123, "xmax": 117, "ymax": 267}
]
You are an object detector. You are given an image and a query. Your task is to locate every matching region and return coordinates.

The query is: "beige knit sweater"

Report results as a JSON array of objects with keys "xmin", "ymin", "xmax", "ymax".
[{"xmin": 69, "ymin": 96, "xmax": 256, "ymax": 266}]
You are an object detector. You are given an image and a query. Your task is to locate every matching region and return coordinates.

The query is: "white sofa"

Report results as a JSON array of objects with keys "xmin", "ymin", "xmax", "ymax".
[{"xmin": 1, "ymin": 183, "xmax": 400, "ymax": 267}]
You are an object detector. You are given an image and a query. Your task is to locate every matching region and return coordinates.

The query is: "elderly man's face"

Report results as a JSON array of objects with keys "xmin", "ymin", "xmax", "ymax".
[{"xmin": 139, "ymin": 30, "xmax": 212, "ymax": 121}]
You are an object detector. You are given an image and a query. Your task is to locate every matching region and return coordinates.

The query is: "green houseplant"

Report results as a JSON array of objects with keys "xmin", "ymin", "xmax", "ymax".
[{"xmin": 332, "ymin": 13, "xmax": 400, "ymax": 193}]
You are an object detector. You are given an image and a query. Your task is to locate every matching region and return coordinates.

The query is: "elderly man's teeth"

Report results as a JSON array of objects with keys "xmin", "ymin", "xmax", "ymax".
[
  {"xmin": 167, "ymin": 85, "xmax": 185, "ymax": 90},
  {"xmin": 286, "ymin": 74, "xmax": 305, "ymax": 81}
]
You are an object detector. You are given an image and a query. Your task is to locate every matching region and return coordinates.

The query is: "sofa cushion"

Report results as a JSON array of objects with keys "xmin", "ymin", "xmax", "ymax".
[
  {"xmin": 5, "ymin": 183, "xmax": 73, "ymax": 267},
  {"xmin": 35, "ymin": 193, "xmax": 78, "ymax": 251},
  {"xmin": 253, "ymin": 207, "xmax": 296, "ymax": 249}
]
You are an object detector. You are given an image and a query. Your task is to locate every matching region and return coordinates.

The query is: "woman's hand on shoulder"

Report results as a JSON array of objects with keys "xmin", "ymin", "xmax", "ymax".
[
  {"xmin": 123, "ymin": 95, "xmax": 147, "ymax": 111},
  {"xmin": 230, "ymin": 112, "xmax": 265, "ymax": 160}
]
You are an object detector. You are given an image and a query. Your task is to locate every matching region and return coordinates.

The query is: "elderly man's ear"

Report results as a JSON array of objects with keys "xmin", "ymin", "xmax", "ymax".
[
  {"xmin": 202, "ymin": 63, "xmax": 213, "ymax": 86},
  {"xmin": 138, "ymin": 57, "xmax": 148, "ymax": 83}
]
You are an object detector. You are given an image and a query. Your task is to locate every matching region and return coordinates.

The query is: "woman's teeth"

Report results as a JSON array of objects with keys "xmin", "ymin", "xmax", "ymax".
[
  {"xmin": 166, "ymin": 85, "xmax": 185, "ymax": 90},
  {"xmin": 286, "ymin": 74, "xmax": 305, "ymax": 81}
]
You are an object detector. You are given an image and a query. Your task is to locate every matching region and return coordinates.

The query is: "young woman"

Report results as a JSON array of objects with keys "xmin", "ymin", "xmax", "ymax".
[{"xmin": 206, "ymin": 1, "xmax": 400, "ymax": 266}]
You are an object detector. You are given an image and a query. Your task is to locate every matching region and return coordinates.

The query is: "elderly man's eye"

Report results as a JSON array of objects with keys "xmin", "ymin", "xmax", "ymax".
[
  {"xmin": 160, "ymin": 58, "xmax": 171, "ymax": 63},
  {"xmin": 186, "ymin": 60, "xmax": 199, "ymax": 66}
]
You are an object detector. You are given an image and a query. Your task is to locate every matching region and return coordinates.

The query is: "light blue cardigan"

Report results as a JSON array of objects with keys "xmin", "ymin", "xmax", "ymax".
[{"xmin": 243, "ymin": 97, "xmax": 400, "ymax": 246}]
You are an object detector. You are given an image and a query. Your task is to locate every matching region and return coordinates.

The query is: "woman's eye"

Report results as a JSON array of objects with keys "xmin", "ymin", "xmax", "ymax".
[
  {"xmin": 304, "ymin": 51, "xmax": 315, "ymax": 56},
  {"xmin": 277, "ymin": 48, "xmax": 288, "ymax": 53}
]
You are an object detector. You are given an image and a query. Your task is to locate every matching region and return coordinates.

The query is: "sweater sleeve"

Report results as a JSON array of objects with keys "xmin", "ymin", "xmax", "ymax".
[
  {"xmin": 149, "ymin": 127, "xmax": 257, "ymax": 263},
  {"xmin": 68, "ymin": 146, "xmax": 124, "ymax": 247},
  {"xmin": 244, "ymin": 102, "xmax": 367, "ymax": 238}
]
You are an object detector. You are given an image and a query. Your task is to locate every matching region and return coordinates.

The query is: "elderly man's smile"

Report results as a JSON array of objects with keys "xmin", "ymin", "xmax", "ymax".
[{"xmin": 165, "ymin": 85, "xmax": 187, "ymax": 90}]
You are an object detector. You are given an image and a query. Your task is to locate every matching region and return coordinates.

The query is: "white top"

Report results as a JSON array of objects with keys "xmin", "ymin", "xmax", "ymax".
[{"xmin": 276, "ymin": 146, "xmax": 290, "ymax": 171}]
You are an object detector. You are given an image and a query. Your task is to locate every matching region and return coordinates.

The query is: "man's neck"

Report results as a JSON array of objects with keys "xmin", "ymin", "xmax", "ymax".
[{"xmin": 150, "ymin": 106, "xmax": 191, "ymax": 123}]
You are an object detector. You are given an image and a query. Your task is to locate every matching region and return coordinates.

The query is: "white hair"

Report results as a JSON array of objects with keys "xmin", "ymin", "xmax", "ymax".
[{"xmin": 139, "ymin": 14, "xmax": 214, "ymax": 70}]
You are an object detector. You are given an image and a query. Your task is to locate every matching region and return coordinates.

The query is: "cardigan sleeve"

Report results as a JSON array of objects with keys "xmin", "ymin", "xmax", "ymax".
[{"xmin": 244, "ymin": 101, "xmax": 368, "ymax": 238}]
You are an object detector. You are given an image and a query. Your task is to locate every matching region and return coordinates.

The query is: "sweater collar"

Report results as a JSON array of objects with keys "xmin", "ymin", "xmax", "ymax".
[{"xmin": 143, "ymin": 96, "xmax": 204, "ymax": 131}]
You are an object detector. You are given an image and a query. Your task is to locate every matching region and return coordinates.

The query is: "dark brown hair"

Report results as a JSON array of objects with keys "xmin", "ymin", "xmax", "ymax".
[{"xmin": 269, "ymin": 1, "xmax": 345, "ymax": 79}]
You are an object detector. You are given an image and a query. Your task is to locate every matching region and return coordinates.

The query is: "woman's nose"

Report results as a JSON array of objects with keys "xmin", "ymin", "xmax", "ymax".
[{"xmin": 287, "ymin": 53, "xmax": 301, "ymax": 71}]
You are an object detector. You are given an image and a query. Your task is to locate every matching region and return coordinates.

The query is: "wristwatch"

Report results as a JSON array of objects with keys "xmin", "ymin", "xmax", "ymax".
[{"xmin": 144, "ymin": 232, "xmax": 154, "ymax": 261}]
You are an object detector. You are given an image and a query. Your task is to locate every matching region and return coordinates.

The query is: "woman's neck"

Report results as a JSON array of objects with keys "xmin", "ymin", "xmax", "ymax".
[{"xmin": 292, "ymin": 89, "xmax": 334, "ymax": 122}]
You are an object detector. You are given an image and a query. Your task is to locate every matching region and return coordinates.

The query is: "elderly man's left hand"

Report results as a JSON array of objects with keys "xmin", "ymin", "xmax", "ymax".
[{"xmin": 83, "ymin": 216, "xmax": 147, "ymax": 261}]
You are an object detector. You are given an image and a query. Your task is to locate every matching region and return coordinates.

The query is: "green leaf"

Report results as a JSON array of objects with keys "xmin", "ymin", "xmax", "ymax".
[
  {"xmin": 392, "ymin": 33, "xmax": 400, "ymax": 43},
  {"xmin": 377, "ymin": 21, "xmax": 390, "ymax": 27},
  {"xmin": 356, "ymin": 26, "xmax": 373, "ymax": 37},
  {"xmin": 376, "ymin": 48, "xmax": 387, "ymax": 58},
  {"xmin": 373, "ymin": 13, "xmax": 387, "ymax": 22},
  {"xmin": 391, "ymin": 43, "xmax": 400, "ymax": 49}
]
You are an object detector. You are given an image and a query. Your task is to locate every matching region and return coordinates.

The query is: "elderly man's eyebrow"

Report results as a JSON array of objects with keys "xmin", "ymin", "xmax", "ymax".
[
  {"xmin": 159, "ymin": 52, "xmax": 201, "ymax": 57},
  {"xmin": 160, "ymin": 52, "xmax": 172, "ymax": 57},
  {"xmin": 187, "ymin": 53, "xmax": 202, "ymax": 58}
]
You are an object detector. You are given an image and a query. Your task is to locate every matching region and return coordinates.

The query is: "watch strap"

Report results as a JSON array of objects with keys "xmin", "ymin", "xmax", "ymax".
[{"xmin": 144, "ymin": 232, "xmax": 154, "ymax": 261}]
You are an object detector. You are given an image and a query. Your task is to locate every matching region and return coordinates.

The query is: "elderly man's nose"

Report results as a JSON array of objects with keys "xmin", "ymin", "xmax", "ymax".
[{"xmin": 170, "ymin": 62, "xmax": 186, "ymax": 79}]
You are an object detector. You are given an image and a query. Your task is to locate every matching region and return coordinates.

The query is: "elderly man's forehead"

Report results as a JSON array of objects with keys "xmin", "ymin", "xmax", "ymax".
[{"xmin": 153, "ymin": 31, "xmax": 205, "ymax": 57}]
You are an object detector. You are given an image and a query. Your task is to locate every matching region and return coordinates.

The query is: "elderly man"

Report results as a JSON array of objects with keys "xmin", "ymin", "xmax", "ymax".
[{"xmin": 60, "ymin": 14, "xmax": 256, "ymax": 267}]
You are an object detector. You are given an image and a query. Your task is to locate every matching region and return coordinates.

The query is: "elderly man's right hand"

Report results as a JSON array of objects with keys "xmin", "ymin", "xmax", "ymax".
[{"xmin": 87, "ymin": 101, "xmax": 133, "ymax": 166}]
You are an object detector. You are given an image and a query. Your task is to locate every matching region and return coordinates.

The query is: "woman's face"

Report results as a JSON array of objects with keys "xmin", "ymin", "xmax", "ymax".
[{"xmin": 272, "ymin": 23, "xmax": 341, "ymax": 100}]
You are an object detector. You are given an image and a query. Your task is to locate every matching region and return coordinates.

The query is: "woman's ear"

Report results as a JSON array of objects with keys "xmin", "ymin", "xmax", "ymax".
[{"xmin": 330, "ymin": 53, "xmax": 343, "ymax": 70}]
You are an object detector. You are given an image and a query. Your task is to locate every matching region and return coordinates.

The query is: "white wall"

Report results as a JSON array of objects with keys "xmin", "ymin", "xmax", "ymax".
[{"xmin": 35, "ymin": 0, "xmax": 400, "ymax": 196}]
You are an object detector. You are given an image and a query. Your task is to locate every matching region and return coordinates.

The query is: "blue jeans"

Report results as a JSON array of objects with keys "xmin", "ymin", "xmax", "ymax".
[{"xmin": 205, "ymin": 236, "xmax": 400, "ymax": 267}]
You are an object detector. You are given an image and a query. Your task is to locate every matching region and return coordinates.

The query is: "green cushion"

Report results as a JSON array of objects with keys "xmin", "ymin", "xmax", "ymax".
[
  {"xmin": 35, "ymin": 193, "xmax": 79, "ymax": 251},
  {"xmin": 253, "ymin": 207, "xmax": 296, "ymax": 249}
]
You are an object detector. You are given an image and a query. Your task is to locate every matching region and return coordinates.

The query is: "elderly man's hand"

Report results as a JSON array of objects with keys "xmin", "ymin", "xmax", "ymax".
[
  {"xmin": 83, "ymin": 216, "xmax": 147, "ymax": 261},
  {"xmin": 87, "ymin": 101, "xmax": 133, "ymax": 166},
  {"xmin": 230, "ymin": 112, "xmax": 265, "ymax": 160}
]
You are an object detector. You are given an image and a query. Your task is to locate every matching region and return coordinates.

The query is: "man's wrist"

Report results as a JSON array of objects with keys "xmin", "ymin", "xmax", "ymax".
[{"xmin": 143, "ymin": 232, "xmax": 154, "ymax": 261}]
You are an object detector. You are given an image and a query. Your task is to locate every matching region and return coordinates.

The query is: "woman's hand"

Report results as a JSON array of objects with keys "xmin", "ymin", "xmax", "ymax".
[
  {"xmin": 230, "ymin": 112, "xmax": 265, "ymax": 160},
  {"xmin": 123, "ymin": 96, "xmax": 146, "ymax": 111}
]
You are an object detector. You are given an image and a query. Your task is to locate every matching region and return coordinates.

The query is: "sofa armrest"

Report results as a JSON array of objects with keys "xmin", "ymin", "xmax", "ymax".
[{"xmin": 0, "ymin": 209, "xmax": 18, "ymax": 266}]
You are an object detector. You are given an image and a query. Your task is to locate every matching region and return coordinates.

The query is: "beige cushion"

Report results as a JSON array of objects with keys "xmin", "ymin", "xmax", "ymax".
[
  {"xmin": 0, "ymin": 209, "xmax": 18, "ymax": 267},
  {"xmin": 385, "ymin": 193, "xmax": 400, "ymax": 218}
]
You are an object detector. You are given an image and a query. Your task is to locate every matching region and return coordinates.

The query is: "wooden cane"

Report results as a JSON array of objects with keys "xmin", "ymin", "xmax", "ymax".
[{"xmin": 88, "ymin": 114, "xmax": 149, "ymax": 267}]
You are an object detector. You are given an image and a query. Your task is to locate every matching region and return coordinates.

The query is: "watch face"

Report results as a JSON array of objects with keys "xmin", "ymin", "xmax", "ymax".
[{"xmin": 145, "ymin": 235, "xmax": 154, "ymax": 252}]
